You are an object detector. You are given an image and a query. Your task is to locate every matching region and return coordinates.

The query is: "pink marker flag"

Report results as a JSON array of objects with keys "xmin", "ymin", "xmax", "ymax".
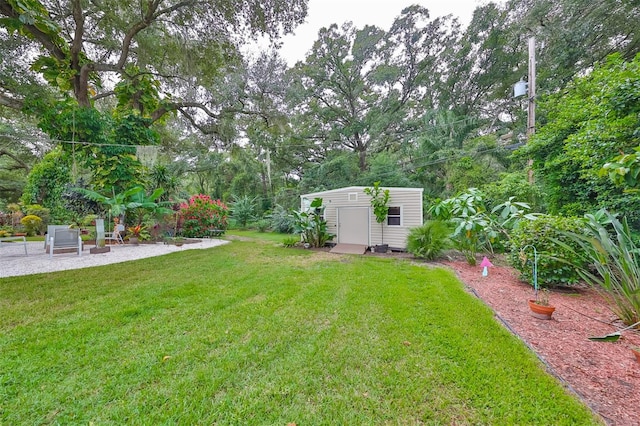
[{"xmin": 480, "ymin": 256, "xmax": 493, "ymax": 277}]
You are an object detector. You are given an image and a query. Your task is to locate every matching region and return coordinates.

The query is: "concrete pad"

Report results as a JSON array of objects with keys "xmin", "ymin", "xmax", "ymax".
[{"xmin": 330, "ymin": 243, "xmax": 367, "ymax": 255}]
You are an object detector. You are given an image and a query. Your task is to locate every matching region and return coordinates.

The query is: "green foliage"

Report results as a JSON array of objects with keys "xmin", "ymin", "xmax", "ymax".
[
  {"xmin": 429, "ymin": 188, "xmax": 496, "ymax": 265},
  {"xmin": 490, "ymin": 197, "xmax": 539, "ymax": 230},
  {"xmin": 61, "ymin": 180, "xmax": 100, "ymax": 225},
  {"xmin": 282, "ymin": 235, "xmax": 299, "ymax": 247},
  {"xmin": 556, "ymin": 210, "xmax": 640, "ymax": 325},
  {"xmin": 125, "ymin": 186, "xmax": 172, "ymax": 227},
  {"xmin": 114, "ymin": 68, "xmax": 163, "ymax": 116},
  {"xmin": 364, "ymin": 181, "xmax": 390, "ymax": 244},
  {"xmin": 255, "ymin": 219, "xmax": 270, "ymax": 233},
  {"xmin": 524, "ymin": 53, "xmax": 640, "ymax": 224},
  {"xmin": 364, "ymin": 182, "xmax": 390, "ymax": 224},
  {"xmin": 445, "ymin": 148, "xmax": 506, "ymax": 195},
  {"xmin": 269, "ymin": 204, "xmax": 296, "ymax": 234},
  {"xmin": 406, "ymin": 220, "xmax": 451, "ymax": 260},
  {"xmin": 20, "ymin": 146, "xmax": 71, "ymax": 221},
  {"xmin": 147, "ymin": 164, "xmax": 181, "ymax": 202},
  {"xmin": 75, "ymin": 185, "xmax": 141, "ymax": 218},
  {"xmin": 38, "ymin": 103, "xmax": 148, "ymax": 193},
  {"xmin": 291, "ymin": 197, "xmax": 333, "ymax": 247},
  {"xmin": 231, "ymin": 195, "xmax": 257, "ymax": 228},
  {"xmin": 482, "ymin": 172, "xmax": 546, "ymax": 213},
  {"xmin": 19, "ymin": 214, "xmax": 42, "ymax": 236},
  {"xmin": 356, "ymin": 152, "xmax": 417, "ymax": 187},
  {"xmin": 178, "ymin": 194, "xmax": 229, "ymax": 238},
  {"xmin": 24, "ymin": 204, "xmax": 50, "ymax": 226},
  {"xmin": 298, "ymin": 153, "xmax": 360, "ymax": 194},
  {"xmin": 430, "ymin": 188, "xmax": 541, "ymax": 264},
  {"xmin": 288, "ymin": 11, "xmax": 460, "ymax": 171},
  {"xmin": 508, "ymin": 215, "xmax": 586, "ymax": 287}
]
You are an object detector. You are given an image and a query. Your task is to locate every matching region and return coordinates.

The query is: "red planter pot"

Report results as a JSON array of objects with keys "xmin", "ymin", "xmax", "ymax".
[{"xmin": 528, "ymin": 300, "xmax": 556, "ymax": 320}]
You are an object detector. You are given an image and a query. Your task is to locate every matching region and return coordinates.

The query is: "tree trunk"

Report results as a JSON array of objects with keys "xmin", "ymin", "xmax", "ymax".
[{"xmin": 358, "ymin": 149, "xmax": 367, "ymax": 171}]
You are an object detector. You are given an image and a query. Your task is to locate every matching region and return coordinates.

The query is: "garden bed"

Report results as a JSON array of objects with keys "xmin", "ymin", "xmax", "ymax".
[{"xmin": 442, "ymin": 258, "xmax": 640, "ymax": 425}]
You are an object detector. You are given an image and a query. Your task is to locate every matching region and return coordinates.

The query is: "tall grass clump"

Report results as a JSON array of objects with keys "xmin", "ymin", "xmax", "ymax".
[
  {"xmin": 407, "ymin": 220, "xmax": 450, "ymax": 260},
  {"xmin": 558, "ymin": 210, "xmax": 640, "ymax": 325}
]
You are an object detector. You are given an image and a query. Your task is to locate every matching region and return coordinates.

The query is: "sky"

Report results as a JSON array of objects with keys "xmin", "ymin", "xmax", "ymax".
[{"xmin": 276, "ymin": 0, "xmax": 486, "ymax": 65}]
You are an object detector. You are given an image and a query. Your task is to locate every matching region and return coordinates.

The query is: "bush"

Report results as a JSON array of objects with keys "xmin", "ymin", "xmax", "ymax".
[
  {"xmin": 428, "ymin": 188, "xmax": 495, "ymax": 265},
  {"xmin": 282, "ymin": 236, "xmax": 300, "ymax": 247},
  {"xmin": 256, "ymin": 219, "xmax": 270, "ymax": 233},
  {"xmin": 270, "ymin": 205, "xmax": 296, "ymax": 234},
  {"xmin": 20, "ymin": 215, "xmax": 43, "ymax": 236},
  {"xmin": 407, "ymin": 221, "xmax": 450, "ymax": 260},
  {"xmin": 178, "ymin": 194, "xmax": 229, "ymax": 238},
  {"xmin": 508, "ymin": 215, "xmax": 586, "ymax": 287},
  {"xmin": 24, "ymin": 205, "xmax": 50, "ymax": 228}
]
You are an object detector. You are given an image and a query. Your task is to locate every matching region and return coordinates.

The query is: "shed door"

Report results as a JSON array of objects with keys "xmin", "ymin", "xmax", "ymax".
[{"xmin": 337, "ymin": 207, "xmax": 369, "ymax": 245}]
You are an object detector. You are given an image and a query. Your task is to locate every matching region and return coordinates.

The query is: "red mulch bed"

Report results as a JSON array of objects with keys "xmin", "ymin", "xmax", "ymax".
[{"xmin": 439, "ymin": 258, "xmax": 640, "ymax": 425}]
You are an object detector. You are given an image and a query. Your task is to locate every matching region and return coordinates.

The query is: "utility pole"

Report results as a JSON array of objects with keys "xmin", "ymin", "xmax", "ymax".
[
  {"xmin": 527, "ymin": 37, "xmax": 536, "ymax": 137},
  {"xmin": 266, "ymin": 148, "xmax": 272, "ymax": 192},
  {"xmin": 527, "ymin": 36, "xmax": 536, "ymax": 183}
]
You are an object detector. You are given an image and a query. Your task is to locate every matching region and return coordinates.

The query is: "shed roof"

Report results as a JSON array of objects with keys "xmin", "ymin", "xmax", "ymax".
[{"xmin": 301, "ymin": 186, "xmax": 423, "ymax": 199}]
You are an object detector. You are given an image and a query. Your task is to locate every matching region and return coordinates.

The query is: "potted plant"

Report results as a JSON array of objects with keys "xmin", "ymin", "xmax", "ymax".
[
  {"xmin": 528, "ymin": 288, "xmax": 556, "ymax": 320},
  {"xmin": 521, "ymin": 244, "xmax": 556, "ymax": 320},
  {"xmin": 364, "ymin": 182, "xmax": 390, "ymax": 253},
  {"xmin": 127, "ymin": 224, "xmax": 149, "ymax": 245}
]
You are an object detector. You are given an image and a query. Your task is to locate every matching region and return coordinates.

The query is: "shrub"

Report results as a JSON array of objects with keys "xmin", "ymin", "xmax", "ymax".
[
  {"xmin": 256, "ymin": 219, "xmax": 270, "ymax": 233},
  {"xmin": 178, "ymin": 194, "xmax": 229, "ymax": 238},
  {"xmin": 508, "ymin": 215, "xmax": 586, "ymax": 287},
  {"xmin": 407, "ymin": 221, "xmax": 450, "ymax": 260},
  {"xmin": 270, "ymin": 205, "xmax": 296, "ymax": 234},
  {"xmin": 24, "ymin": 205, "xmax": 50, "ymax": 228},
  {"xmin": 20, "ymin": 215, "xmax": 43, "ymax": 236},
  {"xmin": 282, "ymin": 236, "xmax": 300, "ymax": 247},
  {"xmin": 429, "ymin": 188, "xmax": 495, "ymax": 265}
]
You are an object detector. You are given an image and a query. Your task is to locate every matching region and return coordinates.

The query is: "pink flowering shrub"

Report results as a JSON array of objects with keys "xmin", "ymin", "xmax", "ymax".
[{"xmin": 178, "ymin": 194, "xmax": 229, "ymax": 237}]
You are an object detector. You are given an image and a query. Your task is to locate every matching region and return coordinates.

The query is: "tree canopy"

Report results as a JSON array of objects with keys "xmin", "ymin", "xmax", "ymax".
[{"xmin": 2, "ymin": 0, "xmax": 640, "ymax": 226}]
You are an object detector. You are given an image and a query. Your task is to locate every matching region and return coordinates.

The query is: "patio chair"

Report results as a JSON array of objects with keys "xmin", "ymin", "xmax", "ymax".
[
  {"xmin": 105, "ymin": 223, "xmax": 125, "ymax": 245},
  {"xmin": 49, "ymin": 228, "xmax": 82, "ymax": 258},
  {"xmin": 44, "ymin": 225, "xmax": 72, "ymax": 251}
]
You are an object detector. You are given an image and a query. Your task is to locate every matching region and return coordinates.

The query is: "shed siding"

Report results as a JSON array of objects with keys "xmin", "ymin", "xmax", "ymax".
[{"xmin": 301, "ymin": 186, "xmax": 423, "ymax": 250}]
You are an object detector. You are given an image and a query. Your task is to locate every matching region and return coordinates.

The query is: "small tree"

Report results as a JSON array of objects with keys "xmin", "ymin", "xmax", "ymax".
[
  {"xmin": 231, "ymin": 195, "xmax": 257, "ymax": 228},
  {"xmin": 364, "ymin": 182, "xmax": 390, "ymax": 245}
]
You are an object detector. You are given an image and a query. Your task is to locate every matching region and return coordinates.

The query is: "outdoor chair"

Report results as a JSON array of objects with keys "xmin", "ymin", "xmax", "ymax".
[
  {"xmin": 44, "ymin": 225, "xmax": 72, "ymax": 251},
  {"xmin": 105, "ymin": 224, "xmax": 125, "ymax": 245},
  {"xmin": 48, "ymin": 228, "xmax": 82, "ymax": 258}
]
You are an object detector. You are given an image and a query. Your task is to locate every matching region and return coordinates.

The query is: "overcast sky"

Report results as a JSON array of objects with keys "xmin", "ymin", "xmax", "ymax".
[{"xmin": 276, "ymin": 0, "xmax": 487, "ymax": 65}]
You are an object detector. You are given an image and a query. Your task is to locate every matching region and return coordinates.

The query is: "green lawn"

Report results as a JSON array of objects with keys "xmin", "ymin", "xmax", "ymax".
[
  {"xmin": 225, "ymin": 229, "xmax": 295, "ymax": 243},
  {"xmin": 0, "ymin": 240, "xmax": 600, "ymax": 424}
]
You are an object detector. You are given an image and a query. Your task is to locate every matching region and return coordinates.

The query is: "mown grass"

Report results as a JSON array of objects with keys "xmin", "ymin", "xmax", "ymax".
[
  {"xmin": 225, "ymin": 229, "xmax": 294, "ymax": 243},
  {"xmin": 0, "ymin": 240, "xmax": 600, "ymax": 424}
]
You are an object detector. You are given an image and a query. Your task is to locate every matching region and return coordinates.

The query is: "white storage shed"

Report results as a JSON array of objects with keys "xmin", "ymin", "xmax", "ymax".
[{"xmin": 300, "ymin": 186, "xmax": 424, "ymax": 250}]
